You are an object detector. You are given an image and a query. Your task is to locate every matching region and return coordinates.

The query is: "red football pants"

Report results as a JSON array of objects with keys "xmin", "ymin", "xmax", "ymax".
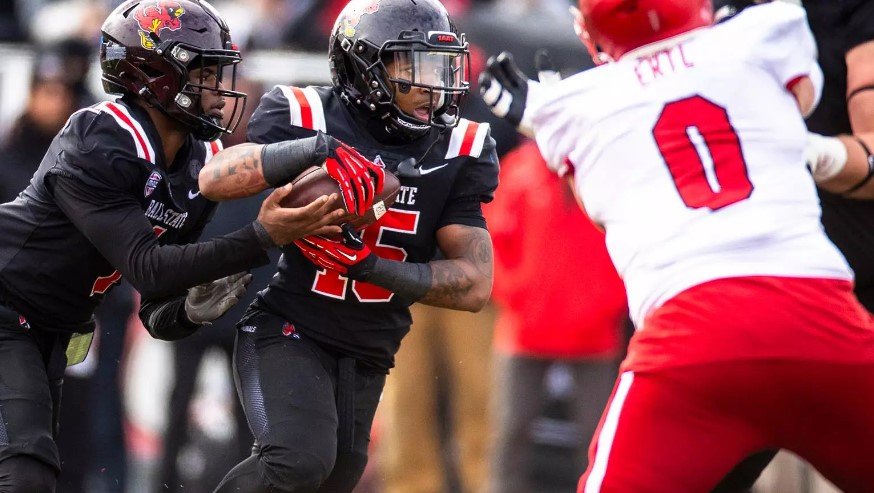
[{"xmin": 579, "ymin": 361, "xmax": 874, "ymax": 492}]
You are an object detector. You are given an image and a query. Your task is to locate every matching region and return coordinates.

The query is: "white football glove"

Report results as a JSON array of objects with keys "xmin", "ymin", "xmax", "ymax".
[
  {"xmin": 184, "ymin": 271, "xmax": 252, "ymax": 325},
  {"xmin": 805, "ymin": 132, "xmax": 847, "ymax": 183}
]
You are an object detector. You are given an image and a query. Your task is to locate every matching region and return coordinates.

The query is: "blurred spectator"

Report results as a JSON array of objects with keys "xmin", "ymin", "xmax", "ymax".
[
  {"xmin": 0, "ymin": 43, "xmax": 78, "ymax": 202},
  {"xmin": 485, "ymin": 140, "xmax": 627, "ymax": 493},
  {"xmin": 379, "ymin": 302, "xmax": 496, "ymax": 493},
  {"xmin": 53, "ymin": 37, "xmax": 100, "ymax": 107},
  {"xmin": 216, "ymin": 0, "xmax": 337, "ymax": 51},
  {"xmin": 0, "ymin": 1, "xmax": 26, "ymax": 42},
  {"xmin": 158, "ymin": 193, "xmax": 279, "ymax": 492},
  {"xmin": 27, "ymin": 0, "xmax": 108, "ymax": 45}
]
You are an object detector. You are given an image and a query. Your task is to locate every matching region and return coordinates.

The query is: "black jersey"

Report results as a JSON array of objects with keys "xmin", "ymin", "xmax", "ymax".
[
  {"xmin": 803, "ymin": 0, "xmax": 874, "ymax": 310},
  {"xmin": 0, "ymin": 99, "xmax": 268, "ymax": 333},
  {"xmin": 247, "ymin": 85, "xmax": 499, "ymax": 371}
]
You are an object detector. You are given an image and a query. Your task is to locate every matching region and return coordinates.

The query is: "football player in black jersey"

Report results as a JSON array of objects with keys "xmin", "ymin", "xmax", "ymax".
[
  {"xmin": 199, "ymin": 0, "xmax": 499, "ymax": 491},
  {"xmin": 0, "ymin": 0, "xmax": 348, "ymax": 489}
]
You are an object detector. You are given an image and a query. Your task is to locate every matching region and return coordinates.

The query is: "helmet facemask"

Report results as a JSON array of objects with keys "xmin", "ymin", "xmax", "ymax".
[
  {"xmin": 336, "ymin": 29, "xmax": 470, "ymax": 140},
  {"xmin": 164, "ymin": 41, "xmax": 247, "ymax": 141},
  {"xmin": 379, "ymin": 32, "xmax": 469, "ymax": 136}
]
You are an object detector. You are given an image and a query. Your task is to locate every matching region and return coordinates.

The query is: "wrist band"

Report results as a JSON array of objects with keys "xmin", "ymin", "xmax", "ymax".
[
  {"xmin": 842, "ymin": 137, "xmax": 874, "ymax": 195},
  {"xmin": 261, "ymin": 134, "xmax": 327, "ymax": 187},
  {"xmin": 251, "ymin": 220, "xmax": 276, "ymax": 249}
]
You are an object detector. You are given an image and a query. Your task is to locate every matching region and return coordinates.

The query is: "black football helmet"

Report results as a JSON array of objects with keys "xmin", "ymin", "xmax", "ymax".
[
  {"xmin": 100, "ymin": 0, "xmax": 246, "ymax": 141},
  {"xmin": 329, "ymin": 0, "xmax": 470, "ymax": 141}
]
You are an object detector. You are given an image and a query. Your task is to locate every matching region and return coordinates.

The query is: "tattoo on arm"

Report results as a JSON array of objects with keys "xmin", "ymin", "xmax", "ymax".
[
  {"xmin": 419, "ymin": 226, "xmax": 493, "ymax": 310},
  {"xmin": 201, "ymin": 144, "xmax": 269, "ymax": 199}
]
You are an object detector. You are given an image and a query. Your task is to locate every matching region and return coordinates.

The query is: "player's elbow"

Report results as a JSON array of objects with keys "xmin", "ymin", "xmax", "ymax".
[
  {"xmin": 198, "ymin": 168, "xmax": 222, "ymax": 201},
  {"xmin": 790, "ymin": 75, "xmax": 818, "ymax": 118},
  {"xmin": 462, "ymin": 279, "xmax": 492, "ymax": 312}
]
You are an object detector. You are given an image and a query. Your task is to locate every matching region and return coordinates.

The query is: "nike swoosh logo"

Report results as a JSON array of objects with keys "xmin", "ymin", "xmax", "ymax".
[
  {"xmin": 188, "ymin": 190, "xmax": 201, "ymax": 199},
  {"xmin": 337, "ymin": 250, "xmax": 358, "ymax": 262},
  {"xmin": 418, "ymin": 163, "xmax": 449, "ymax": 175}
]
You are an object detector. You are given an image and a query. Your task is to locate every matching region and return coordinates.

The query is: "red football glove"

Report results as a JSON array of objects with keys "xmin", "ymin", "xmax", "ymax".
[
  {"xmin": 324, "ymin": 138, "xmax": 385, "ymax": 217},
  {"xmin": 294, "ymin": 234, "xmax": 373, "ymax": 275}
]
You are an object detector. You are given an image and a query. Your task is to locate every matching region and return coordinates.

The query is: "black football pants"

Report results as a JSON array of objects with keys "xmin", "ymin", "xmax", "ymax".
[
  {"xmin": 0, "ymin": 302, "xmax": 68, "ymax": 491},
  {"xmin": 214, "ymin": 309, "xmax": 385, "ymax": 493}
]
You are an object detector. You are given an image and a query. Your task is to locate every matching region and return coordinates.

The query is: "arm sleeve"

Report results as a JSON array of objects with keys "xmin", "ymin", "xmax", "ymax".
[
  {"xmin": 247, "ymin": 86, "xmax": 318, "ymax": 144},
  {"xmin": 47, "ymin": 173, "xmax": 269, "ymax": 299},
  {"xmin": 138, "ymin": 295, "xmax": 200, "ymax": 341},
  {"xmin": 437, "ymin": 130, "xmax": 500, "ymax": 230}
]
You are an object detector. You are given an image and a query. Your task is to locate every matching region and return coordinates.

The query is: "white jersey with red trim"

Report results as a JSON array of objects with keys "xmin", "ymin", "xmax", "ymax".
[{"xmin": 528, "ymin": 2, "xmax": 851, "ymax": 326}]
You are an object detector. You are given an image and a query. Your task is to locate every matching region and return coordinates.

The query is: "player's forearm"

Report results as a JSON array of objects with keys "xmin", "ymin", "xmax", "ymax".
[
  {"xmin": 128, "ymin": 225, "xmax": 270, "ymax": 299},
  {"xmin": 418, "ymin": 225, "xmax": 494, "ymax": 311},
  {"xmin": 199, "ymin": 143, "xmax": 270, "ymax": 200},
  {"xmin": 418, "ymin": 258, "xmax": 492, "ymax": 311},
  {"xmin": 139, "ymin": 295, "xmax": 199, "ymax": 341},
  {"xmin": 346, "ymin": 225, "xmax": 494, "ymax": 311},
  {"xmin": 351, "ymin": 256, "xmax": 490, "ymax": 311},
  {"xmin": 817, "ymin": 133, "xmax": 874, "ymax": 198},
  {"xmin": 199, "ymin": 135, "xmax": 329, "ymax": 201},
  {"xmin": 49, "ymin": 175, "xmax": 271, "ymax": 298}
]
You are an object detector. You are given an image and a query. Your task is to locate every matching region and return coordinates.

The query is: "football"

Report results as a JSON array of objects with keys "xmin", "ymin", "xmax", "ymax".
[{"xmin": 280, "ymin": 164, "xmax": 401, "ymax": 230}]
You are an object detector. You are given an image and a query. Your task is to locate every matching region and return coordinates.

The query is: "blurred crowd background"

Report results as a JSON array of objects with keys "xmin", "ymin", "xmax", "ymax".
[{"xmin": 0, "ymin": 0, "xmax": 843, "ymax": 492}]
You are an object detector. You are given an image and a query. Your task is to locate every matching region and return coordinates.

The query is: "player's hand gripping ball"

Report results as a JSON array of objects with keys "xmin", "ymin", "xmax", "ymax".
[{"xmin": 280, "ymin": 145, "xmax": 401, "ymax": 230}]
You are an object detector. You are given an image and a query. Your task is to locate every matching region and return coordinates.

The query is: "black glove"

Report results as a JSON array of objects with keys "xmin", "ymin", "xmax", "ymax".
[
  {"xmin": 479, "ymin": 51, "xmax": 560, "ymax": 137},
  {"xmin": 479, "ymin": 52, "xmax": 529, "ymax": 129}
]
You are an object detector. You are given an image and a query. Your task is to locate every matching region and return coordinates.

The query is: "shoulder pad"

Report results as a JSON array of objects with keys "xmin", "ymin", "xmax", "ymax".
[
  {"xmin": 93, "ymin": 101, "xmax": 158, "ymax": 164},
  {"xmin": 276, "ymin": 85, "xmax": 328, "ymax": 132},
  {"xmin": 445, "ymin": 119, "xmax": 491, "ymax": 160}
]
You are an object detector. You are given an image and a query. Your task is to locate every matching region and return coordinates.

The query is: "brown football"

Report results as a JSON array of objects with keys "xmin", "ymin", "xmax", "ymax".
[{"xmin": 280, "ymin": 163, "xmax": 401, "ymax": 230}]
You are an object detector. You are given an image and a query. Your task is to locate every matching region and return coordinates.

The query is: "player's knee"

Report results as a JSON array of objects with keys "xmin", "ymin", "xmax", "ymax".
[
  {"xmin": 261, "ymin": 450, "xmax": 333, "ymax": 493},
  {"xmin": 0, "ymin": 455, "xmax": 57, "ymax": 493},
  {"xmin": 320, "ymin": 450, "xmax": 368, "ymax": 492}
]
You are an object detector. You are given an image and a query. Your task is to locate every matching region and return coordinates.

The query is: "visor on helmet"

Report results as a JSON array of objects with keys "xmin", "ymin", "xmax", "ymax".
[
  {"xmin": 378, "ymin": 31, "xmax": 470, "ymax": 131},
  {"xmin": 387, "ymin": 50, "xmax": 466, "ymax": 93}
]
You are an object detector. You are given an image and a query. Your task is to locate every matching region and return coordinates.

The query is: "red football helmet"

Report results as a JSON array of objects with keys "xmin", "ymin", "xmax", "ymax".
[{"xmin": 575, "ymin": 0, "xmax": 714, "ymax": 64}]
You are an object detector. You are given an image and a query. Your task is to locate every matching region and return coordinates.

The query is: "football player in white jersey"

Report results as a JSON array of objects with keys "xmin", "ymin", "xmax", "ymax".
[{"xmin": 481, "ymin": 0, "xmax": 874, "ymax": 491}]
